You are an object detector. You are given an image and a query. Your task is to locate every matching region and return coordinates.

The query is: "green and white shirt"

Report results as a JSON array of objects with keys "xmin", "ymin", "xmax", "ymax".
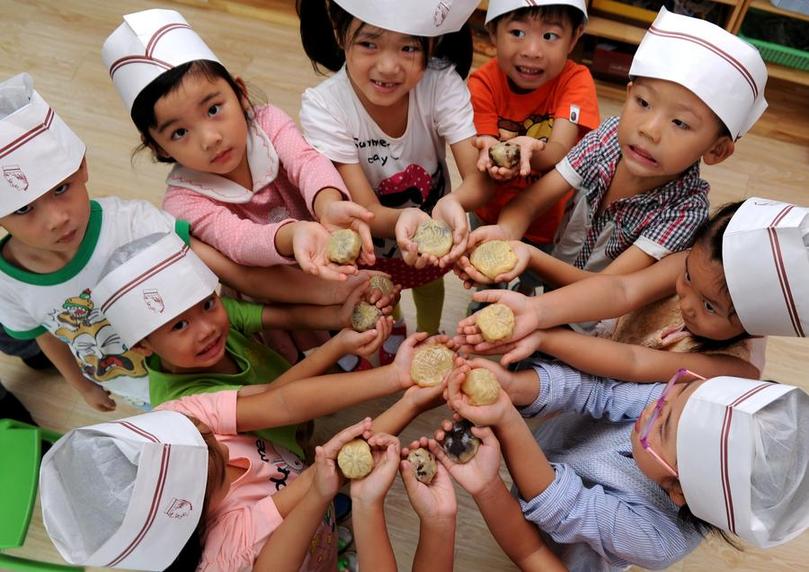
[{"xmin": 0, "ymin": 197, "xmax": 189, "ymax": 407}]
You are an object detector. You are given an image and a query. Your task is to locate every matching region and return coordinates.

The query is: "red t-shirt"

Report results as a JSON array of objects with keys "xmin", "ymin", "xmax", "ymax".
[{"xmin": 470, "ymin": 59, "xmax": 600, "ymax": 244}]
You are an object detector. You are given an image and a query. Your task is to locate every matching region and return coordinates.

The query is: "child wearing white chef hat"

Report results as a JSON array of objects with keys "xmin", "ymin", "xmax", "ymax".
[
  {"xmin": 102, "ymin": 8, "xmax": 373, "ymax": 284},
  {"xmin": 40, "ymin": 406, "xmax": 380, "ymax": 571},
  {"xmin": 461, "ymin": 196, "xmax": 809, "ymax": 385},
  {"xmin": 478, "ymin": 7, "xmax": 769, "ymax": 297},
  {"xmin": 297, "ymin": 0, "xmax": 491, "ymax": 366},
  {"xmin": 444, "ymin": 365, "xmax": 809, "ymax": 570}
]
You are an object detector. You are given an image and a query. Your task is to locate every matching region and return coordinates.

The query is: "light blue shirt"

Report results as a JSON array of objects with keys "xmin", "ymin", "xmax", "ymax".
[{"xmin": 516, "ymin": 360, "xmax": 704, "ymax": 571}]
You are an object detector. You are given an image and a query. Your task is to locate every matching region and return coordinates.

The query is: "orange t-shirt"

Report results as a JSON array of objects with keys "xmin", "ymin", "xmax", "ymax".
[{"xmin": 469, "ymin": 59, "xmax": 600, "ymax": 244}]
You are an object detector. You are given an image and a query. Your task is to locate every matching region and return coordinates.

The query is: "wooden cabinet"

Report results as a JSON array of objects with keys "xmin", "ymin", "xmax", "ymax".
[{"xmin": 476, "ymin": 0, "xmax": 809, "ymax": 86}]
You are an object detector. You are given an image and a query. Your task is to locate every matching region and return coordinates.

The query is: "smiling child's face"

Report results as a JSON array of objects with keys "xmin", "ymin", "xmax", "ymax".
[{"xmin": 137, "ymin": 293, "xmax": 230, "ymax": 373}]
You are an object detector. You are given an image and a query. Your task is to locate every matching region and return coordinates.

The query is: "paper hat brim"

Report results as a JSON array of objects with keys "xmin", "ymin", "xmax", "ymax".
[
  {"xmin": 485, "ymin": 0, "xmax": 588, "ymax": 24},
  {"xmin": 102, "ymin": 9, "xmax": 221, "ymax": 113},
  {"xmin": 93, "ymin": 233, "xmax": 219, "ymax": 347},
  {"xmin": 41, "ymin": 410, "xmax": 208, "ymax": 569},
  {"xmin": 0, "ymin": 76, "xmax": 85, "ymax": 217},
  {"xmin": 677, "ymin": 377, "xmax": 808, "ymax": 547},
  {"xmin": 332, "ymin": 0, "xmax": 479, "ymax": 37},
  {"xmin": 723, "ymin": 197, "xmax": 809, "ymax": 337},
  {"xmin": 628, "ymin": 7, "xmax": 767, "ymax": 139}
]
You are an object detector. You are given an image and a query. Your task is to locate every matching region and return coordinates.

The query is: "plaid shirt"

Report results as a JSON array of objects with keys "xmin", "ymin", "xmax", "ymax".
[{"xmin": 553, "ymin": 116, "xmax": 709, "ymax": 270}]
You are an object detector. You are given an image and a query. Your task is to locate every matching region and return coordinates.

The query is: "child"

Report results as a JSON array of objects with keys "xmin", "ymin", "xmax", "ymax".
[
  {"xmin": 297, "ymin": 0, "xmax": 491, "ymax": 361},
  {"xmin": 469, "ymin": 0, "xmax": 599, "ymax": 295},
  {"xmin": 444, "ymin": 363, "xmax": 809, "ymax": 571},
  {"xmin": 103, "ymin": 8, "xmax": 373, "ymax": 280},
  {"xmin": 0, "ymin": 73, "xmax": 366, "ymax": 412},
  {"xmin": 460, "ymin": 197, "xmax": 809, "ymax": 382},
  {"xmin": 464, "ymin": 7, "xmax": 768, "ymax": 290},
  {"xmin": 103, "ymin": 8, "xmax": 377, "ymax": 366},
  {"xmin": 39, "ymin": 328, "xmax": 447, "ymax": 570},
  {"xmin": 93, "ymin": 231, "xmax": 393, "ymax": 455}
]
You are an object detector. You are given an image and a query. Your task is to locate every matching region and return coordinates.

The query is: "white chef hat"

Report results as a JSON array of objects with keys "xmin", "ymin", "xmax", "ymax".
[
  {"xmin": 93, "ymin": 232, "xmax": 219, "ymax": 348},
  {"xmin": 678, "ymin": 377, "xmax": 809, "ymax": 548},
  {"xmin": 722, "ymin": 197, "xmax": 809, "ymax": 337},
  {"xmin": 40, "ymin": 410, "xmax": 209, "ymax": 570},
  {"xmin": 0, "ymin": 73, "xmax": 85, "ymax": 217},
  {"xmin": 332, "ymin": 0, "xmax": 479, "ymax": 37},
  {"xmin": 102, "ymin": 9, "xmax": 221, "ymax": 114},
  {"xmin": 629, "ymin": 7, "xmax": 767, "ymax": 140},
  {"xmin": 485, "ymin": 0, "xmax": 588, "ymax": 25}
]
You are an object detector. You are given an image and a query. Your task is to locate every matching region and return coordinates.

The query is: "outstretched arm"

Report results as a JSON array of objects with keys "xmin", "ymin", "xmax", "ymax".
[
  {"xmin": 538, "ymin": 327, "xmax": 760, "ymax": 381},
  {"xmin": 497, "ymin": 169, "xmax": 573, "ymax": 240}
]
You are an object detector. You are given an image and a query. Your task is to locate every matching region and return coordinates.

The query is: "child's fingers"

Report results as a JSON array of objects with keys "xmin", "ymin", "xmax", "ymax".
[
  {"xmin": 322, "ymin": 417, "xmax": 372, "ymax": 458},
  {"xmin": 402, "ymin": 330, "xmax": 429, "ymax": 349}
]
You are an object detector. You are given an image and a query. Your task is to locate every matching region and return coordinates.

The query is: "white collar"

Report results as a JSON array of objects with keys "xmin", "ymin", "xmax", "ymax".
[{"xmin": 165, "ymin": 117, "xmax": 279, "ymax": 203}]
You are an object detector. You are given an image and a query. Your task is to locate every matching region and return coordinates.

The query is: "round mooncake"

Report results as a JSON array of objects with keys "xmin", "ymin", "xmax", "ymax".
[
  {"xmin": 488, "ymin": 141, "xmax": 520, "ymax": 169},
  {"xmin": 407, "ymin": 447, "xmax": 437, "ymax": 484},
  {"xmin": 461, "ymin": 368, "xmax": 501, "ymax": 406},
  {"xmin": 413, "ymin": 219, "xmax": 452, "ymax": 257},
  {"xmin": 337, "ymin": 439, "xmax": 374, "ymax": 479},
  {"xmin": 442, "ymin": 419, "xmax": 480, "ymax": 464},
  {"xmin": 477, "ymin": 303, "xmax": 515, "ymax": 343},
  {"xmin": 328, "ymin": 229, "xmax": 362, "ymax": 264},
  {"xmin": 410, "ymin": 344, "xmax": 455, "ymax": 387},
  {"xmin": 369, "ymin": 274, "xmax": 395, "ymax": 296},
  {"xmin": 469, "ymin": 240, "xmax": 518, "ymax": 281},
  {"xmin": 351, "ymin": 301, "xmax": 382, "ymax": 332}
]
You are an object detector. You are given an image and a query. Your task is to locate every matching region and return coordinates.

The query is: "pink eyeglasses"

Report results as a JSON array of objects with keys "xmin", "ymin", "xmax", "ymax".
[{"xmin": 638, "ymin": 368, "xmax": 706, "ymax": 477}]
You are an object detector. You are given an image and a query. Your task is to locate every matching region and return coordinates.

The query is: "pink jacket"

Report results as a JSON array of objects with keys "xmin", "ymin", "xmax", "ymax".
[{"xmin": 162, "ymin": 104, "xmax": 348, "ymax": 267}]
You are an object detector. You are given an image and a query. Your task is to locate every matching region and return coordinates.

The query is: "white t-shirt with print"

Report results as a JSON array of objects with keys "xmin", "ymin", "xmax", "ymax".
[
  {"xmin": 300, "ymin": 64, "xmax": 475, "ymax": 258},
  {"xmin": 0, "ymin": 197, "xmax": 188, "ymax": 407}
]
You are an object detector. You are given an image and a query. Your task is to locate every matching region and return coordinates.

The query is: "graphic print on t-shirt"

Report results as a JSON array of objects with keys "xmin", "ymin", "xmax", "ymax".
[
  {"xmin": 373, "ymin": 163, "xmax": 446, "ymax": 258},
  {"xmin": 497, "ymin": 113, "xmax": 554, "ymax": 143},
  {"xmin": 51, "ymin": 288, "xmax": 146, "ymax": 382}
]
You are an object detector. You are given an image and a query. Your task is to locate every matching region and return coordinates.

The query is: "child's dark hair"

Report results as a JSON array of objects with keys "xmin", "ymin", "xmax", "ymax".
[
  {"xmin": 678, "ymin": 504, "xmax": 742, "ymax": 550},
  {"xmin": 488, "ymin": 5, "xmax": 586, "ymax": 35},
  {"xmin": 689, "ymin": 200, "xmax": 748, "ymax": 350},
  {"xmin": 130, "ymin": 59, "xmax": 258, "ymax": 164},
  {"xmin": 296, "ymin": 0, "xmax": 473, "ymax": 78}
]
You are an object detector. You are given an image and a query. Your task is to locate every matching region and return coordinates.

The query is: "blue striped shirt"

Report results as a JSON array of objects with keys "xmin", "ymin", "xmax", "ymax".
[{"xmin": 516, "ymin": 360, "xmax": 704, "ymax": 571}]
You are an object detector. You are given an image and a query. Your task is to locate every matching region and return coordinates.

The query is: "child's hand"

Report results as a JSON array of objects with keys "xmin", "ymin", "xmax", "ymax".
[
  {"xmin": 363, "ymin": 271, "xmax": 402, "ymax": 312},
  {"xmin": 312, "ymin": 417, "xmax": 373, "ymax": 499},
  {"xmin": 428, "ymin": 425, "xmax": 501, "ymax": 497},
  {"xmin": 334, "ymin": 316, "xmax": 394, "ymax": 358},
  {"xmin": 431, "ymin": 194, "xmax": 469, "ymax": 268},
  {"xmin": 444, "ymin": 368, "xmax": 517, "ymax": 428},
  {"xmin": 292, "ymin": 221, "xmax": 357, "ymax": 281},
  {"xmin": 349, "ymin": 432, "xmax": 401, "ymax": 505},
  {"xmin": 400, "ymin": 439, "xmax": 457, "ymax": 521},
  {"xmin": 80, "ymin": 383, "xmax": 116, "ymax": 412},
  {"xmin": 487, "ymin": 136, "xmax": 545, "ymax": 180},
  {"xmin": 390, "ymin": 331, "xmax": 429, "ymax": 389},
  {"xmin": 395, "ymin": 208, "xmax": 432, "ymax": 268},
  {"xmin": 473, "ymin": 135, "xmax": 500, "ymax": 173},
  {"xmin": 400, "ymin": 381, "xmax": 447, "ymax": 415},
  {"xmin": 320, "ymin": 200, "xmax": 376, "ymax": 266},
  {"xmin": 456, "ymin": 289, "xmax": 538, "ymax": 347}
]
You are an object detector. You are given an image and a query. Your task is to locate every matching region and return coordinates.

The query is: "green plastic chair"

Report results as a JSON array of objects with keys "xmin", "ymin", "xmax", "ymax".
[{"xmin": 0, "ymin": 419, "xmax": 82, "ymax": 571}]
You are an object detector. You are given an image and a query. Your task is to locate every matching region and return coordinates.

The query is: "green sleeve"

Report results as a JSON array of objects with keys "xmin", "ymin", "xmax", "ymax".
[
  {"xmin": 174, "ymin": 219, "xmax": 191, "ymax": 244},
  {"xmin": 221, "ymin": 297, "xmax": 264, "ymax": 337}
]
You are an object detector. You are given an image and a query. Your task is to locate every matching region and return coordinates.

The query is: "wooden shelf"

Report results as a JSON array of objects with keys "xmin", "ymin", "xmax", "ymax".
[
  {"xmin": 749, "ymin": 0, "xmax": 809, "ymax": 23},
  {"xmin": 585, "ymin": 14, "xmax": 646, "ymax": 45},
  {"xmin": 766, "ymin": 62, "xmax": 809, "ymax": 86}
]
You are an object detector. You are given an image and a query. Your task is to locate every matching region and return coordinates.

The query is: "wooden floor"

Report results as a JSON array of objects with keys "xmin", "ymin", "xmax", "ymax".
[{"xmin": 1, "ymin": 1, "xmax": 808, "ymax": 570}]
